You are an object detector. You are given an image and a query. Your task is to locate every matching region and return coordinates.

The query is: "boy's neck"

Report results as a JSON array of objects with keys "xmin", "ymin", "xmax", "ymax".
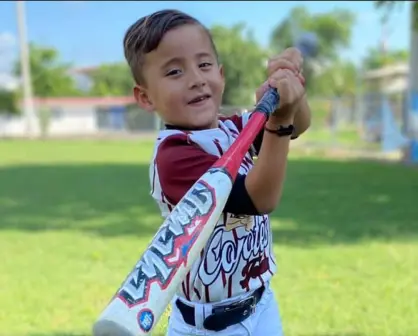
[{"xmin": 165, "ymin": 122, "xmax": 219, "ymax": 131}]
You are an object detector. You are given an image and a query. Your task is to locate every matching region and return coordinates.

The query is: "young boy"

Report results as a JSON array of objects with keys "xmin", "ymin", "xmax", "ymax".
[{"xmin": 123, "ymin": 9, "xmax": 311, "ymax": 336}]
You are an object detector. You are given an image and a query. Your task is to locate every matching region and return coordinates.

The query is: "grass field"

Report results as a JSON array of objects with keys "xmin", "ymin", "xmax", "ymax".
[{"xmin": 1, "ymin": 140, "xmax": 417, "ymax": 336}]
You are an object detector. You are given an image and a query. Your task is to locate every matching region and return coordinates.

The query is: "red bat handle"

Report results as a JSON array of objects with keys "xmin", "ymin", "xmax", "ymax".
[{"xmin": 213, "ymin": 87, "xmax": 280, "ymax": 179}]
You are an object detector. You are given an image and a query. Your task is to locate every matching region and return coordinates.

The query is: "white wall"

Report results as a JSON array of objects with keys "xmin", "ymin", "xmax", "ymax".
[
  {"xmin": 0, "ymin": 105, "xmax": 98, "ymax": 137},
  {"xmin": 0, "ymin": 114, "xmax": 31, "ymax": 137},
  {"xmin": 48, "ymin": 106, "xmax": 97, "ymax": 136}
]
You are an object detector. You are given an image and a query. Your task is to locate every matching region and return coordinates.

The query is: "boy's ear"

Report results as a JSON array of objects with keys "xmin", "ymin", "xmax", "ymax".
[
  {"xmin": 219, "ymin": 64, "xmax": 225, "ymax": 80},
  {"xmin": 219, "ymin": 64, "xmax": 225, "ymax": 94},
  {"xmin": 133, "ymin": 85, "xmax": 154, "ymax": 112}
]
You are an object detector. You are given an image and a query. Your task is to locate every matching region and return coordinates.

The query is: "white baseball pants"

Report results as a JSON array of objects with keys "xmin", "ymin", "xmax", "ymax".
[{"xmin": 166, "ymin": 284, "xmax": 284, "ymax": 336}]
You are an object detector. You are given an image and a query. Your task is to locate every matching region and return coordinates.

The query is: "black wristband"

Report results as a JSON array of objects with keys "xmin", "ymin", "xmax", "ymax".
[{"xmin": 264, "ymin": 124, "xmax": 295, "ymax": 137}]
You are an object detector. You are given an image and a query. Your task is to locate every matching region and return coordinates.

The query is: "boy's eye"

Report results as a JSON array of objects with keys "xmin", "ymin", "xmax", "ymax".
[
  {"xmin": 166, "ymin": 69, "xmax": 182, "ymax": 77},
  {"xmin": 199, "ymin": 62, "xmax": 212, "ymax": 68}
]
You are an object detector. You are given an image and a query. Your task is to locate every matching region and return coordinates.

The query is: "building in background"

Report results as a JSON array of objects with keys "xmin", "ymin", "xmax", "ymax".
[
  {"xmin": 363, "ymin": 63, "xmax": 408, "ymax": 94},
  {"xmin": 0, "ymin": 95, "xmax": 159, "ymax": 138},
  {"xmin": 361, "ymin": 63, "xmax": 409, "ymax": 143}
]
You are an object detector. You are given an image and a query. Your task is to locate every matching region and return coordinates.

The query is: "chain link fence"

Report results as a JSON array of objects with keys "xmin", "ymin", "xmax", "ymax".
[
  {"xmin": 0, "ymin": 93, "xmax": 408, "ymax": 158},
  {"xmin": 296, "ymin": 92, "xmax": 407, "ymax": 154}
]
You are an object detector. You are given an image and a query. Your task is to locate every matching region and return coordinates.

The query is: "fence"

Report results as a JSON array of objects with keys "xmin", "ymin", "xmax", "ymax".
[
  {"xmin": 299, "ymin": 92, "xmax": 407, "ymax": 154},
  {"xmin": 0, "ymin": 93, "xmax": 409, "ymax": 156}
]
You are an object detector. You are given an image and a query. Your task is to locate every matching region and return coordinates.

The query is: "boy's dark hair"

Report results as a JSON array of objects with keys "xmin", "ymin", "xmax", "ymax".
[{"xmin": 123, "ymin": 9, "xmax": 218, "ymax": 85}]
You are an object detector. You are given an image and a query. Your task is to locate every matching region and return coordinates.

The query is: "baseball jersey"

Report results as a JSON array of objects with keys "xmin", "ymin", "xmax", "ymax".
[{"xmin": 149, "ymin": 112, "xmax": 277, "ymax": 303}]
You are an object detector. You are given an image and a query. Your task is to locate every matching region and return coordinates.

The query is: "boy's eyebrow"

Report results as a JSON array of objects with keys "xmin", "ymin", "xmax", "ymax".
[
  {"xmin": 195, "ymin": 52, "xmax": 213, "ymax": 59},
  {"xmin": 161, "ymin": 57, "xmax": 182, "ymax": 69},
  {"xmin": 160, "ymin": 52, "xmax": 214, "ymax": 69}
]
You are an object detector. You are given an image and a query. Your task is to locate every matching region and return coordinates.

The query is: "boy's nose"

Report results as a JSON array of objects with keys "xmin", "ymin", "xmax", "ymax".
[
  {"xmin": 189, "ymin": 79, "xmax": 206, "ymax": 90},
  {"xmin": 188, "ymin": 69, "xmax": 206, "ymax": 90}
]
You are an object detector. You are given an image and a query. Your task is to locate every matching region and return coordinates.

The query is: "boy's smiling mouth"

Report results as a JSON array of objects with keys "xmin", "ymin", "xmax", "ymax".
[{"xmin": 188, "ymin": 94, "xmax": 211, "ymax": 105}]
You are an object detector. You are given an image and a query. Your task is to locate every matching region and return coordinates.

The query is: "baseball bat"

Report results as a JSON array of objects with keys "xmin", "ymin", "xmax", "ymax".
[{"xmin": 92, "ymin": 35, "xmax": 317, "ymax": 336}]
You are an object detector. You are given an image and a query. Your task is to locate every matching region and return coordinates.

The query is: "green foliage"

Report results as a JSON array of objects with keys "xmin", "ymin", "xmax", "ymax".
[
  {"xmin": 13, "ymin": 43, "xmax": 81, "ymax": 98},
  {"xmin": 363, "ymin": 47, "xmax": 409, "ymax": 70},
  {"xmin": 270, "ymin": 6, "xmax": 355, "ymax": 64},
  {"xmin": 9, "ymin": 4, "xmax": 396, "ymax": 109},
  {"xmin": 375, "ymin": 1, "xmax": 418, "ymax": 30},
  {"xmin": 0, "ymin": 90, "xmax": 18, "ymax": 114},
  {"xmin": 88, "ymin": 63, "xmax": 134, "ymax": 96},
  {"xmin": 10, "ymin": 10, "xmax": 360, "ymax": 106},
  {"xmin": 210, "ymin": 24, "xmax": 268, "ymax": 106},
  {"xmin": 270, "ymin": 6, "xmax": 355, "ymax": 94},
  {"xmin": 312, "ymin": 60, "xmax": 358, "ymax": 97}
]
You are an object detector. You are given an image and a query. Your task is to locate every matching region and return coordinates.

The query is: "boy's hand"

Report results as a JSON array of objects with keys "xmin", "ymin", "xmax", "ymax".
[
  {"xmin": 256, "ymin": 49, "xmax": 305, "ymax": 123},
  {"xmin": 267, "ymin": 48, "xmax": 305, "ymax": 86}
]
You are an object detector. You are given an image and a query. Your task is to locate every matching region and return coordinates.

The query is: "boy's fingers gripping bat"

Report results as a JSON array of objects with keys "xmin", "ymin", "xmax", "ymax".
[{"xmin": 92, "ymin": 35, "xmax": 318, "ymax": 336}]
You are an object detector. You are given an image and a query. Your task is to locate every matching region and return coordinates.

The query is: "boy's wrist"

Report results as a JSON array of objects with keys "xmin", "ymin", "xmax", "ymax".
[{"xmin": 266, "ymin": 115, "xmax": 295, "ymax": 129}]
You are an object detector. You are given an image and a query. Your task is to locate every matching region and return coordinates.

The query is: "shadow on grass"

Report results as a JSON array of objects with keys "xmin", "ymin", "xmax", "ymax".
[
  {"xmin": 26, "ymin": 333, "xmax": 166, "ymax": 336},
  {"xmin": 0, "ymin": 163, "xmax": 162, "ymax": 238},
  {"xmin": 299, "ymin": 334, "xmax": 364, "ymax": 336},
  {"xmin": 25, "ymin": 332, "xmax": 364, "ymax": 336},
  {"xmin": 25, "ymin": 332, "xmax": 167, "ymax": 336},
  {"xmin": 0, "ymin": 158, "xmax": 417, "ymax": 246},
  {"xmin": 27, "ymin": 334, "xmax": 89, "ymax": 336}
]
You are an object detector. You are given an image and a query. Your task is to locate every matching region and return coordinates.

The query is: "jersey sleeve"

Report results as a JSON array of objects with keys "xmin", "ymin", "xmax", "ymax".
[{"xmin": 155, "ymin": 133, "xmax": 260, "ymax": 216}]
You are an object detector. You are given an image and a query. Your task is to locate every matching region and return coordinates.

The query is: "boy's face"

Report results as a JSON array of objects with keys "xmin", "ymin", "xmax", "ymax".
[{"xmin": 134, "ymin": 24, "xmax": 225, "ymax": 129}]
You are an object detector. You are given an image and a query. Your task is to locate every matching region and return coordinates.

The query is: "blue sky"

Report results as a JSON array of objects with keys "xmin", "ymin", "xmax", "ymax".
[{"xmin": 0, "ymin": 1, "xmax": 411, "ymax": 73}]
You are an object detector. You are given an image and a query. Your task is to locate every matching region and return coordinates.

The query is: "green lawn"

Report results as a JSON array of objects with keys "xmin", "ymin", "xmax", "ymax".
[{"xmin": 0, "ymin": 140, "xmax": 417, "ymax": 336}]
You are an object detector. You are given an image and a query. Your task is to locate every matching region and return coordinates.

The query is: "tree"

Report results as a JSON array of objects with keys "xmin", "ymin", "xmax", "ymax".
[
  {"xmin": 270, "ymin": 6, "xmax": 356, "ymax": 93},
  {"xmin": 88, "ymin": 63, "xmax": 134, "ymax": 96},
  {"xmin": 210, "ymin": 24, "xmax": 268, "ymax": 106},
  {"xmin": 0, "ymin": 90, "xmax": 18, "ymax": 114},
  {"xmin": 375, "ymin": 1, "xmax": 418, "ymax": 30},
  {"xmin": 363, "ymin": 47, "xmax": 408, "ymax": 70},
  {"xmin": 313, "ymin": 60, "xmax": 358, "ymax": 97},
  {"xmin": 13, "ymin": 43, "xmax": 81, "ymax": 98}
]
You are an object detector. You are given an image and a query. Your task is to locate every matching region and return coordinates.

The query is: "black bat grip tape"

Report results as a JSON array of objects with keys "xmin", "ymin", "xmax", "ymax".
[{"xmin": 254, "ymin": 87, "xmax": 280, "ymax": 117}]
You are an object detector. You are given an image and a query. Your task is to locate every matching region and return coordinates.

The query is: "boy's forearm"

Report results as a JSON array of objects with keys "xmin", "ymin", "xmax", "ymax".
[
  {"xmin": 293, "ymin": 94, "xmax": 311, "ymax": 137},
  {"xmin": 245, "ymin": 116, "xmax": 293, "ymax": 214}
]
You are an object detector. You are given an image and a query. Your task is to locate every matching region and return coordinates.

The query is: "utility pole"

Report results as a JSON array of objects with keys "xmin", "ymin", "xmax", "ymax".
[
  {"xmin": 16, "ymin": 0, "xmax": 36, "ymax": 138},
  {"xmin": 380, "ymin": 15, "xmax": 388, "ymax": 56},
  {"xmin": 407, "ymin": 2, "xmax": 418, "ymax": 163}
]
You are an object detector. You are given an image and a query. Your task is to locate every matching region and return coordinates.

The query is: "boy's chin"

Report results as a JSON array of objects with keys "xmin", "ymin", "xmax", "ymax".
[
  {"xmin": 190, "ymin": 122, "xmax": 217, "ymax": 130},
  {"xmin": 187, "ymin": 112, "xmax": 218, "ymax": 130},
  {"xmin": 198, "ymin": 116, "xmax": 219, "ymax": 129}
]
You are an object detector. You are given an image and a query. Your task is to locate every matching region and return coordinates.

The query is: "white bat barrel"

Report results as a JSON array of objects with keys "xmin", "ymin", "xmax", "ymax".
[
  {"xmin": 93, "ymin": 297, "xmax": 158, "ymax": 336},
  {"xmin": 92, "ymin": 169, "xmax": 233, "ymax": 336},
  {"xmin": 93, "ymin": 301, "xmax": 140, "ymax": 336}
]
